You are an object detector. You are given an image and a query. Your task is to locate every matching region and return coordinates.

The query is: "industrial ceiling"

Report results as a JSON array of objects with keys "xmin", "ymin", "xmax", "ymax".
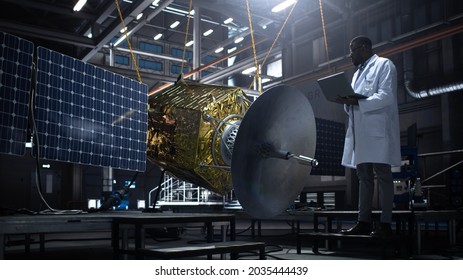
[
  {"xmin": 0, "ymin": 0, "xmax": 356, "ymax": 91},
  {"xmin": 1, "ymin": 0, "xmax": 463, "ymax": 94}
]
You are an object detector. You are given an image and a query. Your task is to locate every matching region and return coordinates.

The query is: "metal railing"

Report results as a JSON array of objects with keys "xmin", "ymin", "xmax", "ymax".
[
  {"xmin": 419, "ymin": 149, "xmax": 463, "ymax": 184},
  {"xmin": 148, "ymin": 174, "xmax": 226, "ymax": 208}
]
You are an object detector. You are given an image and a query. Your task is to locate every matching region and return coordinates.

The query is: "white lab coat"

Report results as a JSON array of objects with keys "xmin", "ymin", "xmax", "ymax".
[{"xmin": 341, "ymin": 54, "xmax": 401, "ymax": 169}]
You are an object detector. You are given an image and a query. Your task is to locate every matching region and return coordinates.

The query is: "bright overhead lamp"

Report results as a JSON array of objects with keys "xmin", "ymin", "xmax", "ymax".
[
  {"xmin": 227, "ymin": 47, "xmax": 237, "ymax": 53},
  {"xmin": 234, "ymin": 36, "xmax": 244, "ymax": 44},
  {"xmin": 224, "ymin": 17, "xmax": 233, "ymax": 24},
  {"xmin": 186, "ymin": 40, "xmax": 194, "ymax": 47},
  {"xmin": 271, "ymin": 0, "xmax": 297, "ymax": 13},
  {"xmin": 152, "ymin": 0, "xmax": 160, "ymax": 6},
  {"xmin": 170, "ymin": 21, "xmax": 180, "ymax": 29},
  {"xmin": 189, "ymin": 9, "xmax": 195, "ymax": 15},
  {"xmin": 215, "ymin": 47, "xmax": 224, "ymax": 53},
  {"xmin": 120, "ymin": 27, "xmax": 128, "ymax": 33},
  {"xmin": 203, "ymin": 29, "xmax": 213, "ymax": 36},
  {"xmin": 136, "ymin": 13, "xmax": 143, "ymax": 20},
  {"xmin": 73, "ymin": 0, "xmax": 87, "ymax": 12},
  {"xmin": 87, "ymin": 33, "xmax": 92, "ymax": 38},
  {"xmin": 262, "ymin": 78, "xmax": 272, "ymax": 83},
  {"xmin": 242, "ymin": 66, "xmax": 256, "ymax": 75},
  {"xmin": 153, "ymin": 33, "xmax": 162, "ymax": 40},
  {"xmin": 259, "ymin": 19, "xmax": 273, "ymax": 29},
  {"xmin": 166, "ymin": 6, "xmax": 190, "ymax": 15},
  {"xmin": 114, "ymin": 30, "xmax": 133, "ymax": 46}
]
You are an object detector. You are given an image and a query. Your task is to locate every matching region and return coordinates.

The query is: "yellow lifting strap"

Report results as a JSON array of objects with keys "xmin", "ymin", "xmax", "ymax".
[
  {"xmin": 180, "ymin": 0, "xmax": 194, "ymax": 75},
  {"xmin": 245, "ymin": 0, "xmax": 261, "ymax": 94},
  {"xmin": 114, "ymin": 0, "xmax": 143, "ymax": 83},
  {"xmin": 245, "ymin": 0, "xmax": 297, "ymax": 95},
  {"xmin": 319, "ymin": 0, "xmax": 331, "ymax": 70}
]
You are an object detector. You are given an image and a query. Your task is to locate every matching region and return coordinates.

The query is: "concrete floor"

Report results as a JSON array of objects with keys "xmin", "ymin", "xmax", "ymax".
[{"xmin": 3, "ymin": 217, "xmax": 463, "ymax": 260}]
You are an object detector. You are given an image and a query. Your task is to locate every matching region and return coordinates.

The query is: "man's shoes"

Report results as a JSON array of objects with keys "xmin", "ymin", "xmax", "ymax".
[
  {"xmin": 339, "ymin": 221, "xmax": 371, "ymax": 235},
  {"xmin": 370, "ymin": 223, "xmax": 392, "ymax": 237}
]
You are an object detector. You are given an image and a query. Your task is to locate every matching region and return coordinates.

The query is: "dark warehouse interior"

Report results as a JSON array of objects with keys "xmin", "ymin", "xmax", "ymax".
[{"xmin": 1, "ymin": 0, "xmax": 463, "ymax": 266}]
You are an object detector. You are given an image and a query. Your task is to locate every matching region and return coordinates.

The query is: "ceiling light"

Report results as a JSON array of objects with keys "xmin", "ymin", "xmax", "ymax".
[
  {"xmin": 166, "ymin": 6, "xmax": 190, "ymax": 14},
  {"xmin": 170, "ymin": 21, "xmax": 180, "ymax": 29},
  {"xmin": 114, "ymin": 35, "xmax": 127, "ymax": 46},
  {"xmin": 203, "ymin": 29, "xmax": 213, "ymax": 36},
  {"xmin": 120, "ymin": 27, "xmax": 127, "ymax": 33},
  {"xmin": 262, "ymin": 78, "xmax": 272, "ymax": 83},
  {"xmin": 73, "ymin": 0, "xmax": 87, "ymax": 12},
  {"xmin": 189, "ymin": 10, "xmax": 195, "ymax": 15},
  {"xmin": 242, "ymin": 66, "xmax": 256, "ymax": 75},
  {"xmin": 271, "ymin": 0, "xmax": 297, "ymax": 13},
  {"xmin": 224, "ymin": 17, "xmax": 233, "ymax": 24},
  {"xmin": 152, "ymin": 0, "xmax": 160, "ymax": 6},
  {"xmin": 114, "ymin": 30, "xmax": 133, "ymax": 46},
  {"xmin": 234, "ymin": 36, "xmax": 244, "ymax": 44},
  {"xmin": 136, "ymin": 13, "xmax": 143, "ymax": 20},
  {"xmin": 186, "ymin": 40, "xmax": 194, "ymax": 47},
  {"xmin": 259, "ymin": 19, "xmax": 273, "ymax": 29},
  {"xmin": 87, "ymin": 33, "xmax": 92, "ymax": 38},
  {"xmin": 227, "ymin": 47, "xmax": 237, "ymax": 53},
  {"xmin": 123, "ymin": 0, "xmax": 133, "ymax": 3},
  {"xmin": 215, "ymin": 47, "xmax": 224, "ymax": 53},
  {"xmin": 153, "ymin": 33, "xmax": 162, "ymax": 40}
]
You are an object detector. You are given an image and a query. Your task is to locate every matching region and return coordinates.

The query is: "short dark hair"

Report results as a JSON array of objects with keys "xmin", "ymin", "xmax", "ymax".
[{"xmin": 351, "ymin": 36, "xmax": 372, "ymax": 49}]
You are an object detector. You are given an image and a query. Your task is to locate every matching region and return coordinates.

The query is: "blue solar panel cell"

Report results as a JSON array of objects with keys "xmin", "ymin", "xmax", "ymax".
[
  {"xmin": 0, "ymin": 32, "xmax": 34, "ymax": 156},
  {"xmin": 310, "ymin": 118, "xmax": 346, "ymax": 176},
  {"xmin": 35, "ymin": 47, "xmax": 148, "ymax": 171}
]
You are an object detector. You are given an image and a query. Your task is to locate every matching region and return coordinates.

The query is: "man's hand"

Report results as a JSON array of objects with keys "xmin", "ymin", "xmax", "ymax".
[{"xmin": 334, "ymin": 96, "xmax": 359, "ymax": 105}]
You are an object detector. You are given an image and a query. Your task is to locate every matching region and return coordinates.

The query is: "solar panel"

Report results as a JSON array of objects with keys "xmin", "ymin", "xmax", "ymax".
[
  {"xmin": 34, "ymin": 47, "xmax": 148, "ymax": 171},
  {"xmin": 0, "ymin": 32, "xmax": 34, "ymax": 156},
  {"xmin": 310, "ymin": 118, "xmax": 346, "ymax": 176}
]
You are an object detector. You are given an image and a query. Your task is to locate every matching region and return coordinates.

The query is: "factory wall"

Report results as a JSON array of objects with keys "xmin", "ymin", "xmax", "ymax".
[
  {"xmin": 1, "ymin": 0, "xmax": 462, "ymax": 212},
  {"xmin": 277, "ymin": 0, "xmax": 463, "ymax": 209}
]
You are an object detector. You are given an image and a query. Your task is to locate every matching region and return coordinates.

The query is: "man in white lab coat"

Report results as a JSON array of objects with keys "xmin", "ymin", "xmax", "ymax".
[{"xmin": 336, "ymin": 36, "xmax": 401, "ymax": 236}]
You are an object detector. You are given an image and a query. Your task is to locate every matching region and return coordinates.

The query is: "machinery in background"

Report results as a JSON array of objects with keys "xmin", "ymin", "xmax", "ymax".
[{"xmin": 393, "ymin": 123, "xmax": 425, "ymax": 210}]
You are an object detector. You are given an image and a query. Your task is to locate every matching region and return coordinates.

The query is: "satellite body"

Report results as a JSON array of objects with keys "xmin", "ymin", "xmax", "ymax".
[
  {"xmin": 147, "ymin": 82, "xmax": 318, "ymax": 218},
  {"xmin": 147, "ymin": 82, "xmax": 250, "ymax": 195}
]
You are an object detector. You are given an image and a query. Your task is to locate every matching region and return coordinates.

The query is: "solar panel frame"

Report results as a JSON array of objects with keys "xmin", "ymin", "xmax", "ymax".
[
  {"xmin": 34, "ymin": 47, "xmax": 148, "ymax": 171},
  {"xmin": 0, "ymin": 32, "xmax": 34, "ymax": 156}
]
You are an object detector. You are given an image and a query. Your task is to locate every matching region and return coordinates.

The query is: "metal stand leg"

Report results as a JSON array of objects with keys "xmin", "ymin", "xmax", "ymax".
[{"xmin": 0, "ymin": 234, "xmax": 4, "ymax": 260}]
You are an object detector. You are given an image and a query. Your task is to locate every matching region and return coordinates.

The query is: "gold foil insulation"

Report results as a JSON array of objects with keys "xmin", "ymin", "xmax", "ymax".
[{"xmin": 147, "ymin": 82, "xmax": 250, "ymax": 195}]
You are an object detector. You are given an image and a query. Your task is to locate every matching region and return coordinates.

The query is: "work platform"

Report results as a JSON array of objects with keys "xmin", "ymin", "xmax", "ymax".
[
  {"xmin": 0, "ymin": 211, "xmax": 238, "ymax": 260},
  {"xmin": 1, "ymin": 209, "xmax": 462, "ymax": 259},
  {"xmin": 296, "ymin": 209, "xmax": 463, "ymax": 257}
]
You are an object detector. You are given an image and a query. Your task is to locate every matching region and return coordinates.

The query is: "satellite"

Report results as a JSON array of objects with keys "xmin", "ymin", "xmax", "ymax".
[
  {"xmin": 147, "ymin": 81, "xmax": 318, "ymax": 218},
  {"xmin": 1, "ymin": 31, "xmax": 319, "ymax": 218}
]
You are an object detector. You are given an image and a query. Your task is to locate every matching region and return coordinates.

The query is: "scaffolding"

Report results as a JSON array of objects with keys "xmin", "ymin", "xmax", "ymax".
[{"xmin": 148, "ymin": 173, "xmax": 240, "ymax": 209}]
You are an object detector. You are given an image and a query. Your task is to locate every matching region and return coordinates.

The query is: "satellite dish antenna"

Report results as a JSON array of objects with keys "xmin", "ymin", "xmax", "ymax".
[{"xmin": 231, "ymin": 85, "xmax": 317, "ymax": 218}]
